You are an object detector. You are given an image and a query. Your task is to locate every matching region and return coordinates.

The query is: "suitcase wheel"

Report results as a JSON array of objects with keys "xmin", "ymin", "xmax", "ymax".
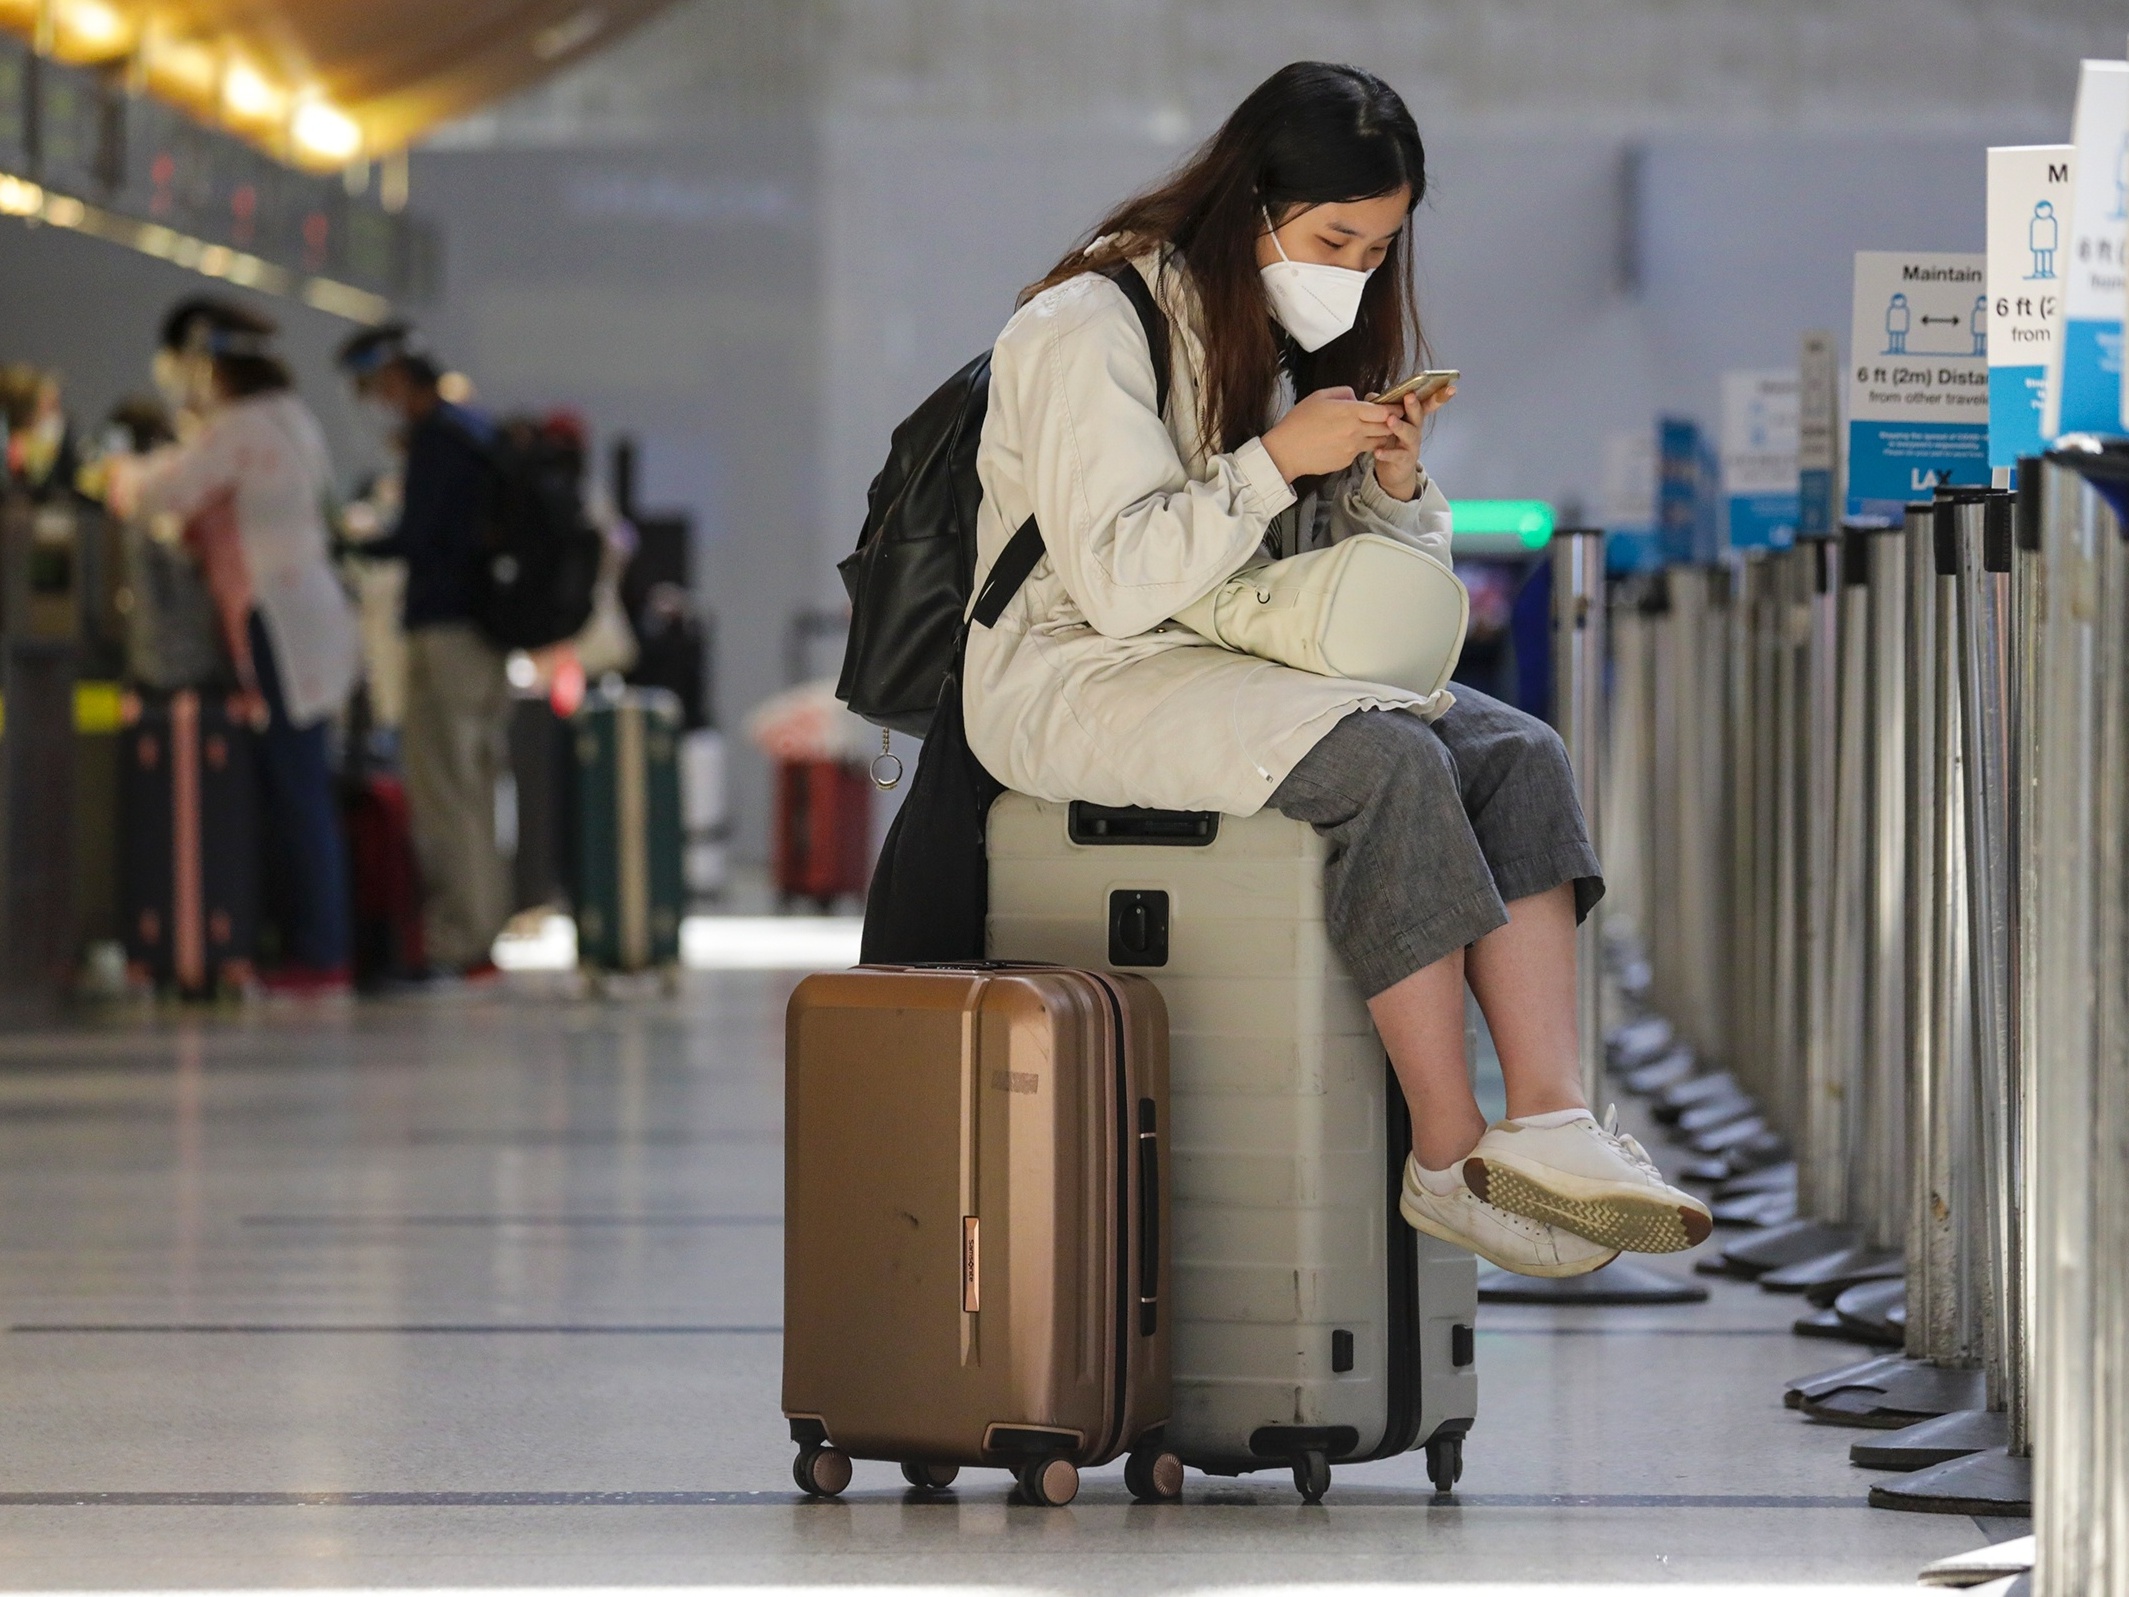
[
  {"xmin": 793, "ymin": 1445, "xmax": 852, "ymax": 1497},
  {"xmin": 1124, "ymin": 1447, "xmax": 1183, "ymax": 1504},
  {"xmin": 1425, "ymin": 1433, "xmax": 1464, "ymax": 1494},
  {"xmin": 1291, "ymin": 1449, "xmax": 1331, "ymax": 1505},
  {"xmin": 1014, "ymin": 1455, "xmax": 1079, "ymax": 1508},
  {"xmin": 899, "ymin": 1461, "xmax": 959, "ymax": 1492}
]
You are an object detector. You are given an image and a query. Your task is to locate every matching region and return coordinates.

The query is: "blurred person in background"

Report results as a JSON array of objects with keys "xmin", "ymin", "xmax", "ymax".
[
  {"xmin": 109, "ymin": 297, "xmax": 361, "ymax": 995},
  {"xmin": 336, "ymin": 325, "xmax": 507, "ymax": 980},
  {"xmin": 1, "ymin": 363, "xmax": 81, "ymax": 501}
]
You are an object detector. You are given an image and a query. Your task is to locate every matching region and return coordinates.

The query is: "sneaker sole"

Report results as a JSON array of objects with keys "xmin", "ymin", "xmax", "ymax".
[
  {"xmin": 1464, "ymin": 1159, "xmax": 1713, "ymax": 1254},
  {"xmin": 1398, "ymin": 1191, "xmax": 1620, "ymax": 1279}
]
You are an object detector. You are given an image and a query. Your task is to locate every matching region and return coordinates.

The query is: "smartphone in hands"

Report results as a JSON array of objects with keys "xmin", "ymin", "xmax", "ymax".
[{"xmin": 1369, "ymin": 369, "xmax": 1460, "ymax": 407}]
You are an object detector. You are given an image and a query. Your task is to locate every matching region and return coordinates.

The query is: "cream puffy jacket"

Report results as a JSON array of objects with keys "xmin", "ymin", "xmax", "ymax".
[{"xmin": 964, "ymin": 250, "xmax": 1454, "ymax": 815}]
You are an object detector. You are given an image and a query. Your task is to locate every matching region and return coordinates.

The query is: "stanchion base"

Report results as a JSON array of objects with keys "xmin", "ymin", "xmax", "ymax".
[
  {"xmin": 1850, "ymin": 1407, "xmax": 2007, "ymax": 1471},
  {"xmin": 1685, "ymin": 1115, "xmax": 1769, "ymax": 1156},
  {"xmin": 1622, "ymin": 1049, "xmax": 1697, "ymax": 1095},
  {"xmin": 1799, "ymin": 1360, "xmax": 1986, "ymax": 1427},
  {"xmin": 1793, "ymin": 1303, "xmax": 1902, "ymax": 1347},
  {"xmin": 1605, "ymin": 1016, "xmax": 1675, "ymax": 1071},
  {"xmin": 1831, "ymin": 1276, "xmax": 1906, "ymax": 1341},
  {"xmin": 1477, "ymin": 1258, "xmax": 1709, "ymax": 1305},
  {"xmin": 1757, "ymin": 1244, "xmax": 1903, "ymax": 1297},
  {"xmin": 1712, "ymin": 1219, "xmax": 1860, "ymax": 1278},
  {"xmin": 1713, "ymin": 1190, "xmax": 1798, "ymax": 1228},
  {"xmin": 1868, "ymin": 1447, "xmax": 2031, "ymax": 1515},
  {"xmin": 1719, "ymin": 1130, "xmax": 1795, "ymax": 1175},
  {"xmin": 1652, "ymin": 1069, "xmax": 1740, "ymax": 1120},
  {"xmin": 1715, "ymin": 1162, "xmax": 1798, "ymax": 1199},
  {"xmin": 1784, "ymin": 1351, "xmax": 1908, "ymax": 1408},
  {"xmin": 1917, "ymin": 1533, "xmax": 2034, "ymax": 1587},
  {"xmin": 1809, "ymin": 1253, "xmax": 1907, "ymax": 1308}
]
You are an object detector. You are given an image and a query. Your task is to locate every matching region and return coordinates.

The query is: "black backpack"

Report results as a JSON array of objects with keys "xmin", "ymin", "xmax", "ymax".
[
  {"xmin": 856, "ymin": 264, "xmax": 1173, "ymax": 964},
  {"xmin": 836, "ymin": 263, "xmax": 1172, "ymax": 733},
  {"xmin": 470, "ymin": 426, "xmax": 604, "ymax": 652}
]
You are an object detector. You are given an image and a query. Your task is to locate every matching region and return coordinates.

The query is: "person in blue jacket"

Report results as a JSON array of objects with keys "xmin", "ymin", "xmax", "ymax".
[{"xmin": 337, "ymin": 325, "xmax": 508, "ymax": 979}]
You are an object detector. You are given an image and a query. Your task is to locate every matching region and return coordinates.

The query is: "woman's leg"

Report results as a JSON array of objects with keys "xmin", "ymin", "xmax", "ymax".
[
  {"xmin": 1419, "ymin": 688, "xmax": 1601, "ymax": 1120},
  {"xmin": 1368, "ymin": 883, "xmax": 1589, "ymax": 1171},
  {"xmin": 1466, "ymin": 883, "xmax": 1587, "ymax": 1121},
  {"xmin": 1269, "ymin": 710, "xmax": 1507, "ymax": 1170},
  {"xmin": 1423, "ymin": 690, "xmax": 1710, "ymax": 1251},
  {"xmin": 1279, "ymin": 710, "xmax": 1616, "ymax": 1278},
  {"xmin": 1366, "ymin": 948, "xmax": 1482, "ymax": 1171},
  {"xmin": 250, "ymin": 613, "xmax": 351, "ymax": 972}
]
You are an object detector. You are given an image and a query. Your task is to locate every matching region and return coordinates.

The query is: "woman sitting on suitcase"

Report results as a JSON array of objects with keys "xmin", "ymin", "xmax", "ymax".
[{"xmin": 963, "ymin": 60, "xmax": 1710, "ymax": 1276}]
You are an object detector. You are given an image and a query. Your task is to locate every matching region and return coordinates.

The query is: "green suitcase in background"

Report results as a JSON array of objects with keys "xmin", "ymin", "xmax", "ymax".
[{"xmin": 573, "ymin": 686, "xmax": 685, "ymax": 978}]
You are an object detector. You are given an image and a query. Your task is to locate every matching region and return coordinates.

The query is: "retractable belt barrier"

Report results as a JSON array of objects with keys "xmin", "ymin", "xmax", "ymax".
[{"xmin": 1594, "ymin": 482, "xmax": 2059, "ymax": 1521}]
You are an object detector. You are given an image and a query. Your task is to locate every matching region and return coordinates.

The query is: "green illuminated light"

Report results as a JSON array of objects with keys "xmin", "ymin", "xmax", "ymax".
[{"xmin": 1449, "ymin": 499, "xmax": 1556, "ymax": 549}]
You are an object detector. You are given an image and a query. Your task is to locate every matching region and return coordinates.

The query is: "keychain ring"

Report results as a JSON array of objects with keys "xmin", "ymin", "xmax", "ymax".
[{"xmin": 871, "ymin": 751, "xmax": 905, "ymax": 791}]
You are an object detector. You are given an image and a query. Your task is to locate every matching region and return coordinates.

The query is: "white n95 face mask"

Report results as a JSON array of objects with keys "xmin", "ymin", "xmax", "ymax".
[{"xmin": 1259, "ymin": 213, "xmax": 1374, "ymax": 352}]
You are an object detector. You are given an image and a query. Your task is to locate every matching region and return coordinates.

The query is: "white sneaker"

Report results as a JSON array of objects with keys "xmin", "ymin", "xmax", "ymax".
[
  {"xmin": 1462, "ymin": 1106, "xmax": 1715, "ymax": 1255},
  {"xmin": 1399, "ymin": 1156, "xmax": 1619, "ymax": 1279}
]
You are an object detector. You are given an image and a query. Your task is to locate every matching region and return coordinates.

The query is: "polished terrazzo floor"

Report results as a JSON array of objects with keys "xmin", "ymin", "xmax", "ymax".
[{"xmin": 0, "ymin": 962, "xmax": 1994, "ymax": 1591}]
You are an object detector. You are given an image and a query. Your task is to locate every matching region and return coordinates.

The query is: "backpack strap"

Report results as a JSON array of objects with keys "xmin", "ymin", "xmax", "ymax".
[{"xmin": 971, "ymin": 260, "xmax": 1174, "ymax": 631}]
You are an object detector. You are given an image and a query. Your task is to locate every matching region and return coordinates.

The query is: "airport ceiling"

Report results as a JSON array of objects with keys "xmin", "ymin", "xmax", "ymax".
[{"xmin": 0, "ymin": 0, "xmax": 683, "ymax": 165}]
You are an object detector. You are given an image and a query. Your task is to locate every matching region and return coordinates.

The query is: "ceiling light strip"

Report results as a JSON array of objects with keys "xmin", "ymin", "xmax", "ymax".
[{"xmin": 0, "ymin": 168, "xmax": 390, "ymax": 323}]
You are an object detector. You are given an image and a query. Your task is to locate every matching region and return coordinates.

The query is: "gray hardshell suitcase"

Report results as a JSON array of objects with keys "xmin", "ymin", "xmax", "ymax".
[{"xmin": 988, "ymin": 794, "xmax": 1478, "ymax": 1501}]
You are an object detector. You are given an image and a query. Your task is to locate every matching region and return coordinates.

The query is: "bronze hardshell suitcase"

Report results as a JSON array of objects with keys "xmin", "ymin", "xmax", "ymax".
[{"xmin": 783, "ymin": 964, "xmax": 1177, "ymax": 1506}]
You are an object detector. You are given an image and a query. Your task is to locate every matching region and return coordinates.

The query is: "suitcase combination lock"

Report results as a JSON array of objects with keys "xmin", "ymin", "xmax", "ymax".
[{"xmin": 1108, "ymin": 890, "xmax": 1170, "ymax": 967}]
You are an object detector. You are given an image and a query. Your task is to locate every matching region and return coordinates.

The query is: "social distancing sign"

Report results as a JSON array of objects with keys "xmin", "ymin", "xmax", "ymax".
[
  {"xmin": 1987, "ymin": 145, "xmax": 2072, "ymax": 468},
  {"xmin": 2050, "ymin": 59, "xmax": 2128, "ymax": 438},
  {"xmin": 1847, "ymin": 250, "xmax": 1990, "ymax": 515},
  {"xmin": 1721, "ymin": 370, "xmax": 1800, "ymax": 550}
]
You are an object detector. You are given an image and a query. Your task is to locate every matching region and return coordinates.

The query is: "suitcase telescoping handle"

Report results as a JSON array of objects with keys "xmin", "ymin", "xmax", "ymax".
[{"xmin": 1137, "ymin": 1098, "xmax": 1159, "ymax": 1335}]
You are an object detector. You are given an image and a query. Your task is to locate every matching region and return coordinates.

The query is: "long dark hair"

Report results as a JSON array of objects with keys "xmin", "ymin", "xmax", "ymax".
[{"xmin": 1025, "ymin": 62, "xmax": 1426, "ymax": 456}]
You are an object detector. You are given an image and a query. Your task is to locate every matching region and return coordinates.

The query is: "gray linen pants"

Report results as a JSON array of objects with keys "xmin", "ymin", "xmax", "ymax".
[
  {"xmin": 403, "ymin": 622, "xmax": 511, "ymax": 971},
  {"xmin": 1269, "ymin": 690, "xmax": 1604, "ymax": 998}
]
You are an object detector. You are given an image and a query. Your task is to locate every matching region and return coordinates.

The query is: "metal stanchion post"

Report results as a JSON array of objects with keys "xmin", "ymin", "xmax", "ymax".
[
  {"xmin": 1871, "ymin": 490, "xmax": 2031, "ymax": 1515},
  {"xmin": 1760, "ymin": 546, "xmax": 1811, "ymax": 1186},
  {"xmin": 2026, "ymin": 440, "xmax": 2129, "ymax": 1594},
  {"xmin": 1789, "ymin": 499, "xmax": 1987, "ymax": 1424},
  {"xmin": 1481, "ymin": 529, "xmax": 1705, "ymax": 1308},
  {"xmin": 1705, "ymin": 552, "xmax": 1806, "ymax": 1227},
  {"xmin": 1770, "ymin": 524, "xmax": 1900, "ymax": 1306},
  {"xmin": 2090, "ymin": 456, "xmax": 2129, "ymax": 1597},
  {"xmin": 1784, "ymin": 522, "xmax": 1912, "ymax": 1323},
  {"xmin": 1724, "ymin": 533, "xmax": 1859, "ymax": 1275}
]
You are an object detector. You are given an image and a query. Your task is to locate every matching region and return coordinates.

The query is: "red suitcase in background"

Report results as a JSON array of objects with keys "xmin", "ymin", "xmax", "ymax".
[
  {"xmin": 773, "ymin": 759, "xmax": 871, "ymax": 910},
  {"xmin": 342, "ymin": 771, "xmax": 425, "ymax": 987},
  {"xmin": 121, "ymin": 690, "xmax": 260, "ymax": 996}
]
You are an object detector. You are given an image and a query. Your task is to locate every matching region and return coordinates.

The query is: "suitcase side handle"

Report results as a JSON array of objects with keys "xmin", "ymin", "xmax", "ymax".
[
  {"xmin": 1069, "ymin": 802, "xmax": 1220, "ymax": 846},
  {"xmin": 1137, "ymin": 1097, "xmax": 1159, "ymax": 1336}
]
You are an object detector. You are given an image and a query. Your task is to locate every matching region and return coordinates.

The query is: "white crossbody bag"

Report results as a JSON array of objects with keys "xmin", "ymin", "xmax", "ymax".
[{"xmin": 1172, "ymin": 532, "xmax": 1470, "ymax": 699}]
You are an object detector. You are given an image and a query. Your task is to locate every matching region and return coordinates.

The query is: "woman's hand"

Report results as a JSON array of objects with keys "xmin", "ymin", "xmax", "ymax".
[
  {"xmin": 1261, "ymin": 387, "xmax": 1396, "ymax": 484},
  {"xmin": 1371, "ymin": 383, "xmax": 1455, "ymax": 502}
]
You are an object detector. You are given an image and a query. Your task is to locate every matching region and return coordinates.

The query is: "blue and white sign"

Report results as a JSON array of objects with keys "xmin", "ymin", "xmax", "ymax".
[
  {"xmin": 1600, "ymin": 428, "xmax": 1660, "ymax": 574},
  {"xmin": 1721, "ymin": 369, "xmax": 1800, "ymax": 549},
  {"xmin": 1846, "ymin": 250, "xmax": 1990, "ymax": 515},
  {"xmin": 1797, "ymin": 332, "xmax": 1840, "ymax": 539},
  {"xmin": 1657, "ymin": 417, "xmax": 1719, "ymax": 565},
  {"xmin": 1987, "ymin": 145, "xmax": 2072, "ymax": 467},
  {"xmin": 2048, "ymin": 60, "xmax": 2127, "ymax": 438}
]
